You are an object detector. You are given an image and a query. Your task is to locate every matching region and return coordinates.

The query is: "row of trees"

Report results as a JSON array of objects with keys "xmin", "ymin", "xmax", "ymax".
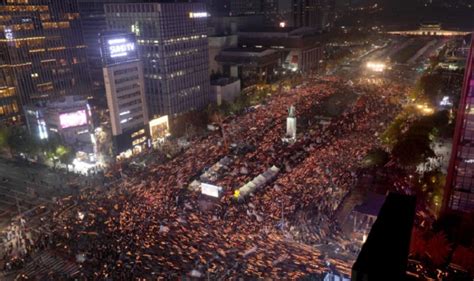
[
  {"xmin": 0, "ymin": 126, "xmax": 75, "ymax": 171},
  {"xmin": 382, "ymin": 109, "xmax": 451, "ymax": 168},
  {"xmin": 410, "ymin": 227, "xmax": 474, "ymax": 273},
  {"xmin": 412, "ymin": 70, "xmax": 464, "ymax": 108},
  {"xmin": 389, "ymin": 62, "xmax": 474, "ymax": 275}
]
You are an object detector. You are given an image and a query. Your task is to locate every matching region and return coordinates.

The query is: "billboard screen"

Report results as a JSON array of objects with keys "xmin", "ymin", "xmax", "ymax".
[
  {"xmin": 149, "ymin": 115, "xmax": 170, "ymax": 141},
  {"xmin": 100, "ymin": 32, "xmax": 139, "ymax": 66},
  {"xmin": 108, "ymin": 38, "xmax": 136, "ymax": 58},
  {"xmin": 59, "ymin": 110, "xmax": 88, "ymax": 129},
  {"xmin": 201, "ymin": 183, "xmax": 222, "ymax": 198}
]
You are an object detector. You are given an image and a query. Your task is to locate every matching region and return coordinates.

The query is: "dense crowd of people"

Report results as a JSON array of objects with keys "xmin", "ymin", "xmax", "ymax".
[{"xmin": 2, "ymin": 77, "xmax": 408, "ymax": 279}]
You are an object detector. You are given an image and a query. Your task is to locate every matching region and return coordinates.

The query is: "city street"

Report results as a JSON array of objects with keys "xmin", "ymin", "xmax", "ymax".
[{"xmin": 0, "ymin": 0, "xmax": 472, "ymax": 279}]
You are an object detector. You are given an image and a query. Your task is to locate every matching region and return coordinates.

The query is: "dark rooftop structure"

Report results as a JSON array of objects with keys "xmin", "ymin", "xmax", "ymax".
[
  {"xmin": 238, "ymin": 26, "xmax": 322, "ymax": 51},
  {"xmin": 352, "ymin": 193, "xmax": 416, "ymax": 281},
  {"xmin": 215, "ymin": 48, "xmax": 280, "ymax": 66},
  {"xmin": 211, "ymin": 77, "xmax": 240, "ymax": 86},
  {"xmin": 354, "ymin": 192, "xmax": 386, "ymax": 217},
  {"xmin": 240, "ymin": 26, "xmax": 302, "ymax": 33}
]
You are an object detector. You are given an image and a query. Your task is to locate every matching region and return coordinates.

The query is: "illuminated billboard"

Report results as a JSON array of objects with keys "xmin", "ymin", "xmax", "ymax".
[
  {"xmin": 59, "ymin": 110, "xmax": 88, "ymax": 129},
  {"xmin": 201, "ymin": 183, "xmax": 222, "ymax": 198},
  {"xmin": 100, "ymin": 32, "xmax": 139, "ymax": 66},
  {"xmin": 108, "ymin": 38, "xmax": 135, "ymax": 58},
  {"xmin": 189, "ymin": 12, "xmax": 209, "ymax": 18},
  {"xmin": 149, "ymin": 115, "xmax": 170, "ymax": 141}
]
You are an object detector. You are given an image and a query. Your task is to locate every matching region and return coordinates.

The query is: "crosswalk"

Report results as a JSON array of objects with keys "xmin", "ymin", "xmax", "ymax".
[{"xmin": 16, "ymin": 250, "xmax": 80, "ymax": 280}]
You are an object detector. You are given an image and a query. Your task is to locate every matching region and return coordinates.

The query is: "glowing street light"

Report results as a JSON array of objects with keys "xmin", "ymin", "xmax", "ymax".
[
  {"xmin": 416, "ymin": 103, "xmax": 434, "ymax": 115},
  {"xmin": 422, "ymin": 107, "xmax": 434, "ymax": 114}
]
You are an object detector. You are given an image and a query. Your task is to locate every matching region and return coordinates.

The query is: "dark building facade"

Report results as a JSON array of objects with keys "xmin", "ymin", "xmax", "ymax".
[
  {"xmin": 0, "ymin": 86, "xmax": 19, "ymax": 125},
  {"xmin": 352, "ymin": 193, "xmax": 416, "ymax": 281},
  {"xmin": 100, "ymin": 31, "xmax": 149, "ymax": 155},
  {"xmin": 0, "ymin": 0, "xmax": 90, "ymax": 122},
  {"xmin": 443, "ymin": 37, "xmax": 474, "ymax": 213},
  {"xmin": 77, "ymin": 0, "xmax": 109, "ymax": 106},
  {"xmin": 230, "ymin": 0, "xmax": 261, "ymax": 16},
  {"xmin": 205, "ymin": 0, "xmax": 230, "ymax": 16},
  {"xmin": 205, "ymin": 0, "xmax": 261, "ymax": 16},
  {"xmin": 291, "ymin": 0, "xmax": 335, "ymax": 31},
  {"xmin": 105, "ymin": 2, "xmax": 211, "ymax": 117},
  {"xmin": 238, "ymin": 27, "xmax": 323, "ymax": 73},
  {"xmin": 262, "ymin": 0, "xmax": 292, "ymax": 27},
  {"xmin": 77, "ymin": 0, "xmax": 139, "ymax": 107}
]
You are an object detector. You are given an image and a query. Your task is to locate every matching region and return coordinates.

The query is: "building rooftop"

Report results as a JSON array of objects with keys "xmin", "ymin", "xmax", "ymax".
[
  {"xmin": 353, "ymin": 192, "xmax": 386, "ymax": 217},
  {"xmin": 216, "ymin": 47, "xmax": 280, "ymax": 66},
  {"xmin": 240, "ymin": 26, "xmax": 300, "ymax": 33},
  {"xmin": 222, "ymin": 47, "xmax": 272, "ymax": 54},
  {"xmin": 211, "ymin": 77, "xmax": 240, "ymax": 86},
  {"xmin": 239, "ymin": 26, "xmax": 321, "ymax": 37},
  {"xmin": 27, "ymin": 95, "xmax": 89, "ymax": 109}
]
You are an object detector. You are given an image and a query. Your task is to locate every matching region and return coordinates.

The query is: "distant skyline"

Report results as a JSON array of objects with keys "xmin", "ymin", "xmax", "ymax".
[{"xmin": 337, "ymin": 0, "xmax": 474, "ymax": 29}]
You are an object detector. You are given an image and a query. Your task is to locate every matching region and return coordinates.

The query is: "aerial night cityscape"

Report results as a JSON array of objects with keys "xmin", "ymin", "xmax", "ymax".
[{"xmin": 0, "ymin": 0, "xmax": 473, "ymax": 280}]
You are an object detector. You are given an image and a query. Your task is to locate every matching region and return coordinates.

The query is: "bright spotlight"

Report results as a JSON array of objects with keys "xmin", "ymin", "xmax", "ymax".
[{"xmin": 366, "ymin": 61, "xmax": 386, "ymax": 72}]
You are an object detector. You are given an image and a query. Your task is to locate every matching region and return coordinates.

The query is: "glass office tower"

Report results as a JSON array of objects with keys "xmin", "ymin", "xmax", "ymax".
[
  {"xmin": 105, "ymin": 2, "xmax": 211, "ymax": 117},
  {"xmin": 444, "ymin": 37, "xmax": 474, "ymax": 213},
  {"xmin": 0, "ymin": 0, "xmax": 90, "ymax": 122}
]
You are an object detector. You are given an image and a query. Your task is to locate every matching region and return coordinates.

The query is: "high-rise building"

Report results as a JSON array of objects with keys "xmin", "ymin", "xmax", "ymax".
[
  {"xmin": 206, "ymin": 0, "xmax": 231, "ymax": 16},
  {"xmin": 77, "ymin": 0, "xmax": 135, "ymax": 107},
  {"xmin": 443, "ymin": 37, "xmax": 474, "ymax": 213},
  {"xmin": 77, "ymin": 0, "xmax": 109, "ymax": 106},
  {"xmin": 230, "ymin": 0, "xmax": 261, "ymax": 15},
  {"xmin": 0, "ymin": 0, "xmax": 91, "ymax": 119},
  {"xmin": 0, "ymin": 86, "xmax": 20, "ymax": 125},
  {"xmin": 105, "ymin": 2, "xmax": 211, "ymax": 117},
  {"xmin": 100, "ymin": 31, "xmax": 149, "ymax": 155},
  {"xmin": 205, "ymin": 0, "xmax": 261, "ymax": 16},
  {"xmin": 290, "ymin": 0, "xmax": 335, "ymax": 31},
  {"xmin": 262, "ymin": 0, "xmax": 292, "ymax": 27}
]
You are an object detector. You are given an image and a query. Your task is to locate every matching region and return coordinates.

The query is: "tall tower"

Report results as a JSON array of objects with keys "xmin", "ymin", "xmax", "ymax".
[
  {"xmin": 77, "ymin": 0, "xmax": 139, "ymax": 107},
  {"xmin": 291, "ymin": 0, "xmax": 335, "ymax": 31},
  {"xmin": 443, "ymin": 37, "xmax": 474, "ymax": 213},
  {"xmin": 105, "ymin": 2, "xmax": 211, "ymax": 117},
  {"xmin": 0, "ymin": 0, "xmax": 90, "ymax": 115},
  {"xmin": 100, "ymin": 31, "xmax": 149, "ymax": 155}
]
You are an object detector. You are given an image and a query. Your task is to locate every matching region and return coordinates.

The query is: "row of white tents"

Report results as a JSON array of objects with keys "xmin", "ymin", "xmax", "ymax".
[{"xmin": 238, "ymin": 165, "xmax": 280, "ymax": 198}]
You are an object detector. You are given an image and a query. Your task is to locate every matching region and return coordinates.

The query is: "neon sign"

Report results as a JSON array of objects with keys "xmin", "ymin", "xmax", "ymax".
[
  {"xmin": 108, "ymin": 38, "xmax": 135, "ymax": 58},
  {"xmin": 189, "ymin": 12, "xmax": 208, "ymax": 18}
]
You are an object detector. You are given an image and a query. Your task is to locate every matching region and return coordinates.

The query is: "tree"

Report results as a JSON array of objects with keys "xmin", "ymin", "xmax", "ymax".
[
  {"xmin": 381, "ymin": 112, "xmax": 411, "ymax": 147},
  {"xmin": 425, "ymin": 232, "xmax": 452, "ymax": 267},
  {"xmin": 417, "ymin": 73, "xmax": 444, "ymax": 106},
  {"xmin": 410, "ymin": 227, "xmax": 427, "ymax": 258},
  {"xmin": 42, "ymin": 136, "xmax": 63, "ymax": 169},
  {"xmin": 58, "ymin": 145, "xmax": 75, "ymax": 173},
  {"xmin": 392, "ymin": 137, "xmax": 435, "ymax": 167},
  {"xmin": 451, "ymin": 246, "xmax": 474, "ymax": 272},
  {"xmin": 391, "ymin": 111, "xmax": 450, "ymax": 168},
  {"xmin": 362, "ymin": 148, "xmax": 390, "ymax": 167},
  {"xmin": 6, "ymin": 126, "xmax": 40, "ymax": 159},
  {"xmin": 0, "ymin": 127, "xmax": 8, "ymax": 154}
]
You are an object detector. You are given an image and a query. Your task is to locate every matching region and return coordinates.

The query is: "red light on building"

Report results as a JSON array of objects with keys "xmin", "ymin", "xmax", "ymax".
[{"xmin": 443, "ymin": 37, "xmax": 474, "ymax": 213}]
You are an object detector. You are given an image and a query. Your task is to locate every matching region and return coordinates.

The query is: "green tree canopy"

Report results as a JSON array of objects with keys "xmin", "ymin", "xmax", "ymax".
[
  {"xmin": 5, "ymin": 126, "xmax": 40, "ymax": 157},
  {"xmin": 362, "ymin": 148, "xmax": 390, "ymax": 167},
  {"xmin": 392, "ymin": 136, "xmax": 435, "ymax": 167}
]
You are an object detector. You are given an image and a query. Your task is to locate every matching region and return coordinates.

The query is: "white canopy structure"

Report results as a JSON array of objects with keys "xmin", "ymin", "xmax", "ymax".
[{"xmin": 238, "ymin": 166, "xmax": 280, "ymax": 197}]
